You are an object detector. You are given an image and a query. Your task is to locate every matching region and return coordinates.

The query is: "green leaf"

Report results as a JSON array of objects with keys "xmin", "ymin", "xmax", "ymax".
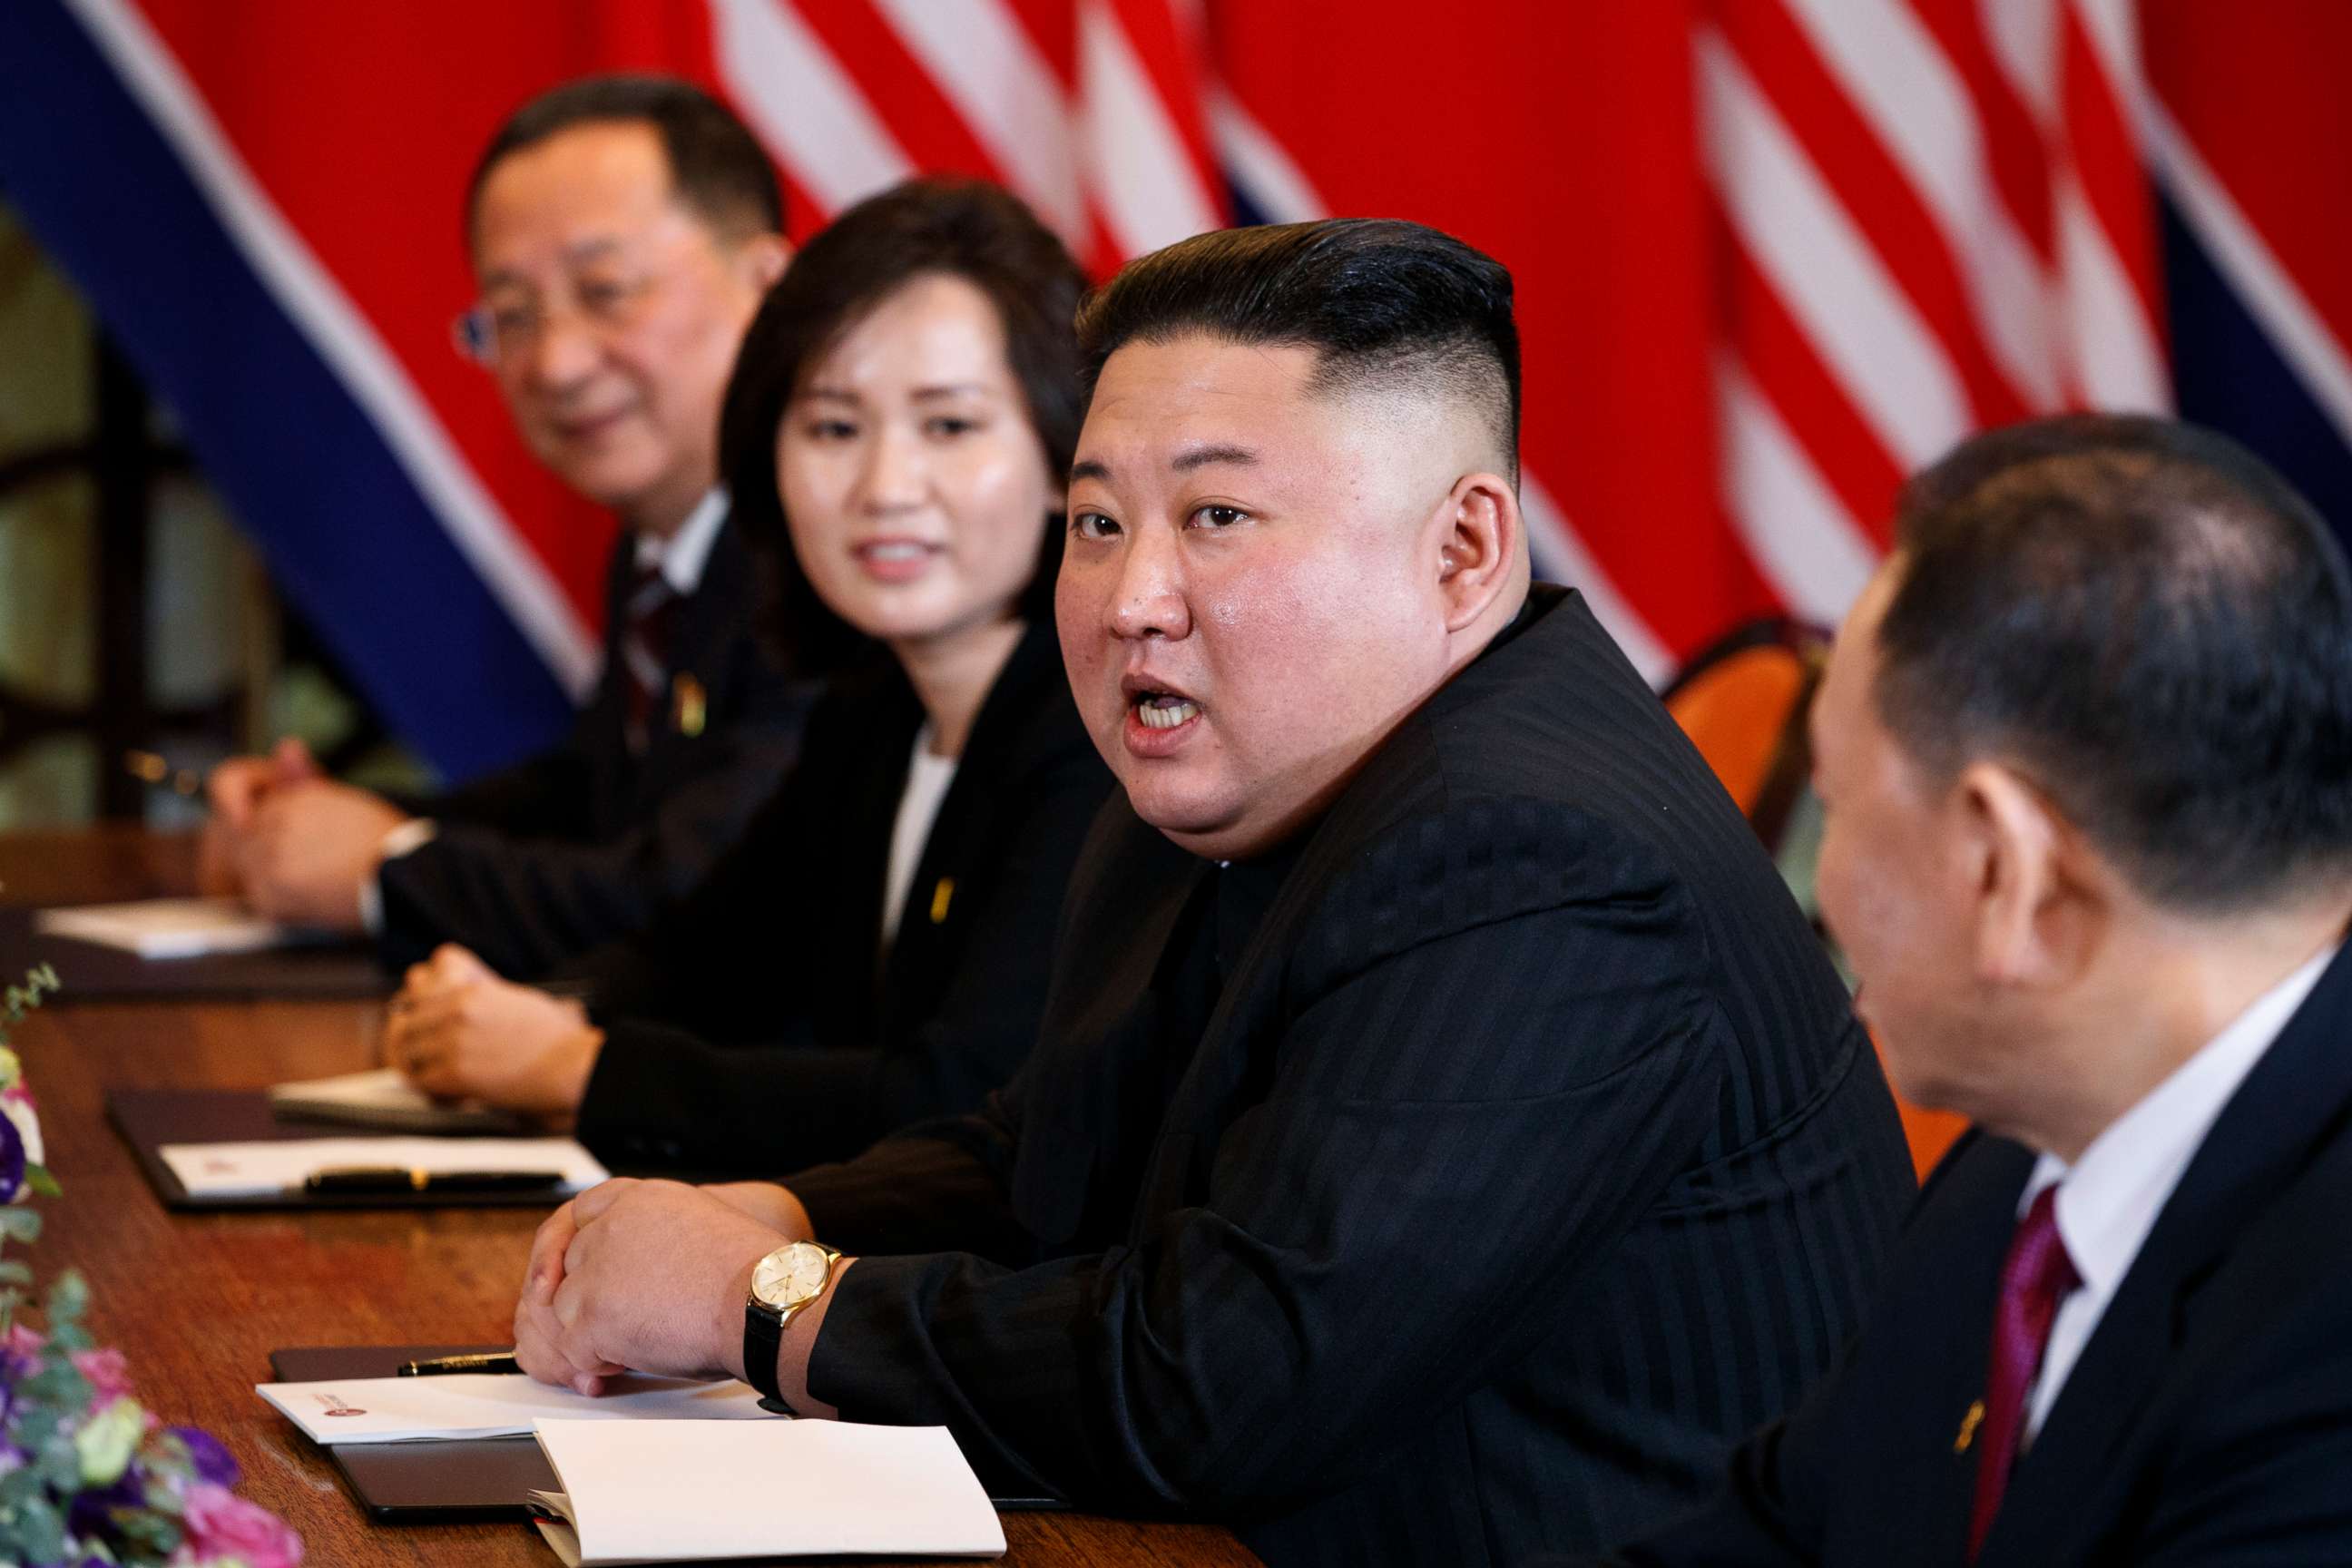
[
  {"xmin": 44, "ymin": 1268, "xmax": 85, "ymax": 1323},
  {"xmin": 0, "ymin": 1261, "xmax": 32, "ymax": 1288},
  {"xmin": 12, "ymin": 1494, "xmax": 63, "ymax": 1563},
  {"xmin": 22, "ymin": 1167, "xmax": 60, "ymax": 1200},
  {"xmin": 22, "ymin": 1362, "xmax": 92, "ymax": 1408},
  {"xmin": 0, "ymin": 1465, "xmax": 42, "ymax": 1506},
  {"xmin": 0, "ymin": 1208, "xmax": 42, "ymax": 1243},
  {"xmin": 115, "ymin": 1507, "xmax": 181, "ymax": 1555}
]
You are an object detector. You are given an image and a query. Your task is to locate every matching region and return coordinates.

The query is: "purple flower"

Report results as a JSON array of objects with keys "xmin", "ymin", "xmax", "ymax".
[
  {"xmin": 0, "ymin": 1100, "xmax": 24, "ymax": 1202},
  {"xmin": 0, "ymin": 1322, "xmax": 44, "ymax": 1383},
  {"xmin": 164, "ymin": 1425, "xmax": 240, "ymax": 1488}
]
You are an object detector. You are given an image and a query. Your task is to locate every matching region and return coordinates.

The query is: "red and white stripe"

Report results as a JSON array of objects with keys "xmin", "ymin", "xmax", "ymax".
[{"xmin": 1704, "ymin": 0, "xmax": 2168, "ymax": 628}]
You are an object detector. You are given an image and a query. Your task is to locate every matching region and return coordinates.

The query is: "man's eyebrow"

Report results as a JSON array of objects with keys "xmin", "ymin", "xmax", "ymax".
[{"xmin": 1171, "ymin": 444, "xmax": 1259, "ymax": 473}]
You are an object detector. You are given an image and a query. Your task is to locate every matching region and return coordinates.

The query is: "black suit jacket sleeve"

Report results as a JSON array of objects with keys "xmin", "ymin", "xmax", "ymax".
[
  {"xmin": 571, "ymin": 733, "xmax": 1107, "ymax": 1168},
  {"xmin": 375, "ymin": 741, "xmax": 797, "ymax": 980},
  {"xmin": 798, "ymin": 800, "xmax": 1731, "ymax": 1510},
  {"xmin": 374, "ymin": 520, "xmax": 808, "ymax": 978}
]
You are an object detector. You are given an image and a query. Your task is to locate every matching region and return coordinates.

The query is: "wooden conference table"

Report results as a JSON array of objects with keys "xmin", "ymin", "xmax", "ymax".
[{"xmin": 2, "ymin": 827, "xmax": 1258, "ymax": 1567}]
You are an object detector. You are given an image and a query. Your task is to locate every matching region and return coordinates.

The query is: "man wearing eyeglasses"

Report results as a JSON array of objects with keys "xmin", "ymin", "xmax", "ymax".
[{"xmin": 203, "ymin": 75, "xmax": 804, "ymax": 979}]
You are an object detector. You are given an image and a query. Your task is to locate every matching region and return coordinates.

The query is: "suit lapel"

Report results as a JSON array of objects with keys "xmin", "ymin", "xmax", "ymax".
[
  {"xmin": 632, "ymin": 517, "xmax": 749, "ymax": 805},
  {"xmin": 1982, "ymin": 939, "xmax": 2352, "ymax": 1564},
  {"xmin": 877, "ymin": 622, "xmax": 1056, "ymax": 1031},
  {"xmin": 1895, "ymin": 1138, "xmax": 2036, "ymax": 1568}
]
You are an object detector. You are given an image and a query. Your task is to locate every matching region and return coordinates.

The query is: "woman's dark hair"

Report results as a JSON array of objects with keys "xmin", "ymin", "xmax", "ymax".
[{"xmin": 718, "ymin": 178, "xmax": 1088, "ymax": 674}]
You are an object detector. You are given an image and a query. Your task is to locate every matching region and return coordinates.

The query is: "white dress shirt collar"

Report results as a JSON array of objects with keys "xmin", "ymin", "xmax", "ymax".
[
  {"xmin": 632, "ymin": 488, "xmax": 728, "ymax": 596},
  {"xmin": 2018, "ymin": 940, "xmax": 2336, "ymax": 1436}
]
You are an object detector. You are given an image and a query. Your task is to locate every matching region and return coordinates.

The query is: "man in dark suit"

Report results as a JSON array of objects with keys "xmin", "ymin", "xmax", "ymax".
[
  {"xmin": 508, "ymin": 219, "xmax": 1917, "ymax": 1564},
  {"xmin": 1570, "ymin": 416, "xmax": 2352, "ymax": 1566},
  {"xmin": 203, "ymin": 76, "xmax": 805, "ymax": 977}
]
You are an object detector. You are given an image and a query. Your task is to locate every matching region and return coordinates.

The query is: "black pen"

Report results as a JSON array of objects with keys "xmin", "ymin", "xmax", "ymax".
[
  {"xmin": 398, "ymin": 1350, "xmax": 524, "ymax": 1377},
  {"xmin": 299, "ymin": 1167, "xmax": 567, "ymax": 1196}
]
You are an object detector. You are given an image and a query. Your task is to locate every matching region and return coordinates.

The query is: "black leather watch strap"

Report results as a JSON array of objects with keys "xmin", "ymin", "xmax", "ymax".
[{"xmin": 743, "ymin": 1302, "xmax": 786, "ymax": 1405}]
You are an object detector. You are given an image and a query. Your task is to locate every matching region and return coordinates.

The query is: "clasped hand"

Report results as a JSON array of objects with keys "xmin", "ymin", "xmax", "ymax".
[
  {"xmin": 384, "ymin": 945, "xmax": 602, "ymax": 1117},
  {"xmin": 514, "ymin": 1178, "xmax": 815, "ymax": 1395},
  {"xmin": 198, "ymin": 738, "xmax": 408, "ymax": 930}
]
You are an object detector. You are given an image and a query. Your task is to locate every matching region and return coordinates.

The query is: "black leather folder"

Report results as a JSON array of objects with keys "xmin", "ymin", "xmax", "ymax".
[
  {"xmin": 0, "ymin": 906, "xmax": 387, "ymax": 1002},
  {"xmin": 108, "ymin": 1088, "xmax": 578, "ymax": 1210}
]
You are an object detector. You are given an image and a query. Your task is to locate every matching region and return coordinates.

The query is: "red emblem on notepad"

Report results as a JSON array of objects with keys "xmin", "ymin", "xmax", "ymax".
[{"xmin": 312, "ymin": 1392, "xmax": 365, "ymax": 1417}]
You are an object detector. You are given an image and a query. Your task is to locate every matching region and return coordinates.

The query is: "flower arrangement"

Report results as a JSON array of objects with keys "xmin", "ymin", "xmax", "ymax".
[{"xmin": 0, "ymin": 965, "xmax": 303, "ymax": 1568}]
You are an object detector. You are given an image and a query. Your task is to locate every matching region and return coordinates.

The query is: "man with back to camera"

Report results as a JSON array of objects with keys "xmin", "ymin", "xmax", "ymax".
[
  {"xmin": 503, "ymin": 218, "xmax": 1920, "ymax": 1565},
  {"xmin": 203, "ymin": 74, "xmax": 804, "ymax": 978},
  {"xmin": 1571, "ymin": 415, "xmax": 2352, "ymax": 1565}
]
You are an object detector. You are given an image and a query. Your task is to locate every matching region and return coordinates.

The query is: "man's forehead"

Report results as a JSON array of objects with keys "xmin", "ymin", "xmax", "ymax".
[
  {"xmin": 473, "ymin": 122, "xmax": 683, "ymax": 268},
  {"xmin": 1075, "ymin": 335, "xmax": 1370, "ymax": 477}
]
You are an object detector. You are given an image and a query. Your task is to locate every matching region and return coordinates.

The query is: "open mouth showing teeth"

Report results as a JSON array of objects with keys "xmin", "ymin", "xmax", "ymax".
[{"xmin": 1133, "ymin": 692, "xmax": 1200, "ymax": 730}]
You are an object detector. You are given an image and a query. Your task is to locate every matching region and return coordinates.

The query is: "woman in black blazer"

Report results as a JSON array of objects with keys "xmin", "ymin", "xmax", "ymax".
[{"xmin": 383, "ymin": 179, "xmax": 1111, "ymax": 1172}]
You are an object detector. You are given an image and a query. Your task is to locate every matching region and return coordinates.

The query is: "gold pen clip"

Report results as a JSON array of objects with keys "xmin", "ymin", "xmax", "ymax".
[{"xmin": 929, "ymin": 877, "xmax": 955, "ymax": 925}]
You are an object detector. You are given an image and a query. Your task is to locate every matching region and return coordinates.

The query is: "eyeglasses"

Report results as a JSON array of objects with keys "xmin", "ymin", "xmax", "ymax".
[{"xmin": 452, "ymin": 266, "xmax": 665, "ymax": 368}]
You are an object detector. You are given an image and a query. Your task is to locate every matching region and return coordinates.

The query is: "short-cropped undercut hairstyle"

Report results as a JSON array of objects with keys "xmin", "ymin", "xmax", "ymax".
[{"xmin": 1073, "ymin": 218, "xmax": 1521, "ymax": 482}]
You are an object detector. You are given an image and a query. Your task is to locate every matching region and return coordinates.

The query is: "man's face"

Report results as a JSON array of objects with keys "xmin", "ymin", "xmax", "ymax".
[
  {"xmin": 1059, "ymin": 334, "xmax": 1459, "ymax": 861},
  {"xmin": 471, "ymin": 122, "xmax": 770, "ymax": 527},
  {"xmin": 1811, "ymin": 568, "xmax": 2014, "ymax": 1113}
]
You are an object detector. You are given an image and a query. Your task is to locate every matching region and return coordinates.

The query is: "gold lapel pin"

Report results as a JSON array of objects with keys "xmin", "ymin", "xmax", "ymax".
[
  {"xmin": 929, "ymin": 877, "xmax": 956, "ymax": 925},
  {"xmin": 671, "ymin": 674, "xmax": 707, "ymax": 739},
  {"xmin": 1954, "ymin": 1399, "xmax": 1986, "ymax": 1455}
]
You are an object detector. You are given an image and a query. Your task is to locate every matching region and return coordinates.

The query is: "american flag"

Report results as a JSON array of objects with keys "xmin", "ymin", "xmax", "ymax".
[{"xmin": 1, "ymin": 0, "xmax": 2344, "ymax": 774}]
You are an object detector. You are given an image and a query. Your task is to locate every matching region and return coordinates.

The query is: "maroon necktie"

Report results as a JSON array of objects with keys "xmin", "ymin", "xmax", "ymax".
[
  {"xmin": 1967, "ymin": 1183, "xmax": 2081, "ymax": 1560},
  {"xmin": 620, "ymin": 561, "xmax": 678, "ymax": 754}
]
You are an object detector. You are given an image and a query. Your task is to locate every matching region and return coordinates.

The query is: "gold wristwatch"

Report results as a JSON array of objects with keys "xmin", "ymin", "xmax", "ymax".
[{"xmin": 742, "ymin": 1240, "xmax": 843, "ymax": 1408}]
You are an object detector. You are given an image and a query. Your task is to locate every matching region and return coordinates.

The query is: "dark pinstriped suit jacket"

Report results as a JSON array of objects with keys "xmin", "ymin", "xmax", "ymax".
[
  {"xmin": 1581, "ymin": 938, "xmax": 2352, "ymax": 1567},
  {"xmin": 784, "ymin": 585, "xmax": 1917, "ymax": 1566}
]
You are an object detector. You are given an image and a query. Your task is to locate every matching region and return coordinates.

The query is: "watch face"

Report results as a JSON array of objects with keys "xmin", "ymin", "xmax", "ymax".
[{"xmin": 750, "ymin": 1242, "xmax": 832, "ymax": 1309}]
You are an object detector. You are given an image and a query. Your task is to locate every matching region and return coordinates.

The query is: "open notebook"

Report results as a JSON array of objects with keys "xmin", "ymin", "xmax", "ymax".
[{"xmin": 527, "ymin": 1418, "xmax": 1004, "ymax": 1564}]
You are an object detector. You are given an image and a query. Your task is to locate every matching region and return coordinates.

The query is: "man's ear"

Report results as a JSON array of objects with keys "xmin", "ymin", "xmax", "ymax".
[
  {"xmin": 1434, "ymin": 472, "xmax": 1522, "ymax": 632},
  {"xmin": 1963, "ymin": 762, "xmax": 2101, "ymax": 990},
  {"xmin": 736, "ymin": 233, "xmax": 792, "ymax": 292}
]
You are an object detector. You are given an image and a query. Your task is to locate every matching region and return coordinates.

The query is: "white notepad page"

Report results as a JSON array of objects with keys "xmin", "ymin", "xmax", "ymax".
[
  {"xmin": 255, "ymin": 1373, "xmax": 771, "ymax": 1445},
  {"xmin": 36, "ymin": 897, "xmax": 299, "ymax": 958},
  {"xmin": 529, "ymin": 1418, "xmax": 1005, "ymax": 1564},
  {"xmin": 158, "ymin": 1135, "xmax": 608, "ymax": 1197}
]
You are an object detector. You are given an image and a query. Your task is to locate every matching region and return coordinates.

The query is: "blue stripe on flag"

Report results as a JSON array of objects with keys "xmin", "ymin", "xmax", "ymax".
[
  {"xmin": 0, "ymin": 0, "xmax": 574, "ymax": 781},
  {"xmin": 2161, "ymin": 191, "xmax": 2352, "ymax": 552}
]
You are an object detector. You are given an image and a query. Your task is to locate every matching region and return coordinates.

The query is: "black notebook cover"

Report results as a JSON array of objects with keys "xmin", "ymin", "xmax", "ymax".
[
  {"xmin": 109, "ymin": 1088, "xmax": 582, "ymax": 1211},
  {"xmin": 265, "ymin": 1346, "xmax": 1067, "ymax": 1522},
  {"xmin": 269, "ymin": 1346, "xmax": 558, "ymax": 1523}
]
